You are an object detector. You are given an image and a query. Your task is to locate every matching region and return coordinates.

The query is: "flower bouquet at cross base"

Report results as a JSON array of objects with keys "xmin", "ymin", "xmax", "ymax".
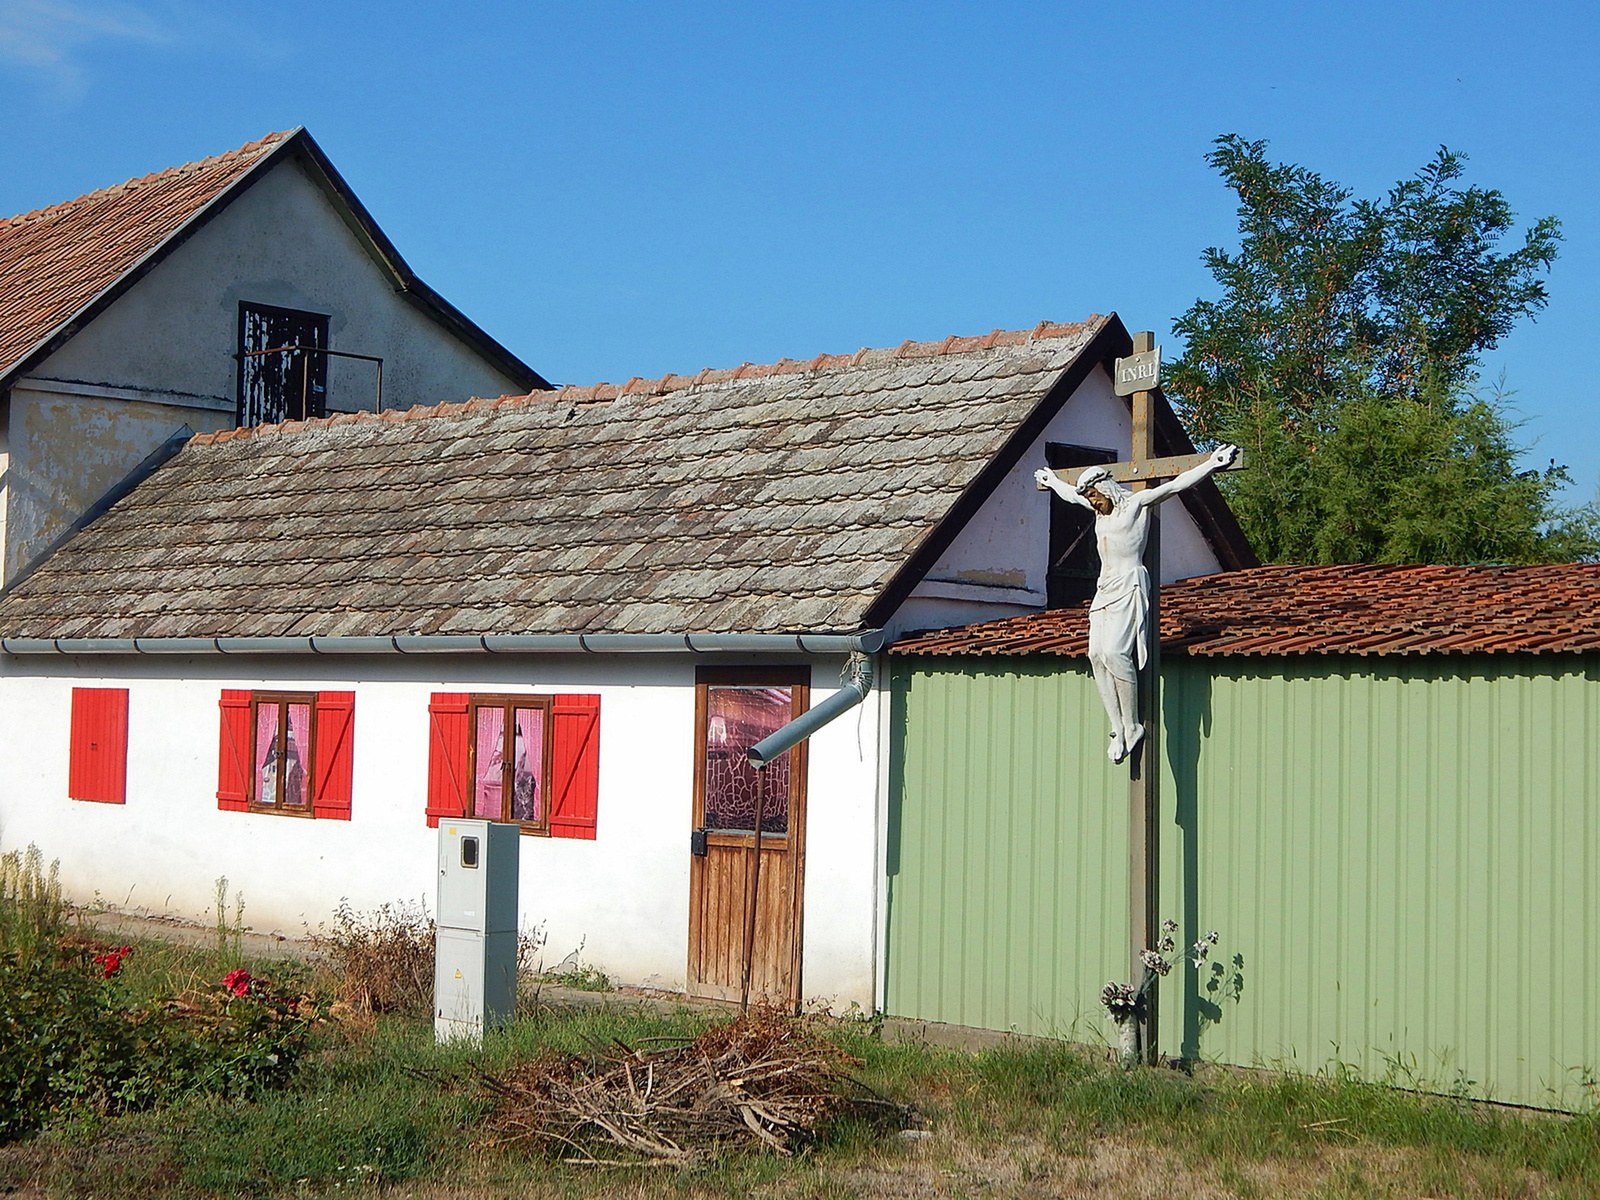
[{"xmin": 1099, "ymin": 921, "xmax": 1220, "ymax": 1068}]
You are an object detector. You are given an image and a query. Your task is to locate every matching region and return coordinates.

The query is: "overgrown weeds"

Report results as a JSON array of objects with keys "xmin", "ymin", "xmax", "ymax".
[
  {"xmin": 309, "ymin": 899, "xmax": 435, "ymax": 1016},
  {"xmin": 541, "ymin": 960, "xmax": 611, "ymax": 992},
  {"xmin": 9, "ymin": 992, "xmax": 1600, "ymax": 1198},
  {"xmin": 9, "ymin": 889, "xmax": 1600, "ymax": 1197},
  {"xmin": 0, "ymin": 845, "xmax": 66, "ymax": 961}
]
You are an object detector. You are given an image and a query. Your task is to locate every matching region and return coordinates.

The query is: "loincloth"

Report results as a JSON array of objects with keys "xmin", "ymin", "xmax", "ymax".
[{"xmin": 1087, "ymin": 566, "xmax": 1149, "ymax": 682}]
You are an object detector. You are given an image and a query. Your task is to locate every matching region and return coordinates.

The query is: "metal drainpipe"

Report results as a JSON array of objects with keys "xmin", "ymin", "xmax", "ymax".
[
  {"xmin": 747, "ymin": 651, "xmax": 874, "ymax": 767},
  {"xmin": 739, "ymin": 650, "xmax": 875, "ymax": 1014}
]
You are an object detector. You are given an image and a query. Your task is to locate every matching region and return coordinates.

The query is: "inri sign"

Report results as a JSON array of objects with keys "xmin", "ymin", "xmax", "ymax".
[{"xmin": 1113, "ymin": 348, "xmax": 1160, "ymax": 397}]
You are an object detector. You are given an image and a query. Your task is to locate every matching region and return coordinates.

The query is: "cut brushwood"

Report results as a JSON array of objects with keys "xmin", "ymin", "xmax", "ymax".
[{"xmin": 477, "ymin": 1011, "xmax": 913, "ymax": 1163}]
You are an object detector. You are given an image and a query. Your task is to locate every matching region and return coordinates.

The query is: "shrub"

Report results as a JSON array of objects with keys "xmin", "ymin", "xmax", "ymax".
[
  {"xmin": 0, "ymin": 846, "xmax": 318, "ymax": 1142},
  {"xmin": 0, "ymin": 940, "xmax": 137, "ymax": 1141},
  {"xmin": 127, "ymin": 971, "xmax": 320, "ymax": 1102}
]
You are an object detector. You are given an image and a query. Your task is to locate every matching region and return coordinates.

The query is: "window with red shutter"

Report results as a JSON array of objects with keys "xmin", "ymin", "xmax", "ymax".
[
  {"xmin": 427, "ymin": 693, "xmax": 599, "ymax": 837},
  {"xmin": 69, "ymin": 687, "xmax": 128, "ymax": 804},
  {"xmin": 426, "ymin": 693, "xmax": 470, "ymax": 828},
  {"xmin": 551, "ymin": 693, "xmax": 600, "ymax": 840},
  {"xmin": 219, "ymin": 689, "xmax": 357, "ymax": 818}
]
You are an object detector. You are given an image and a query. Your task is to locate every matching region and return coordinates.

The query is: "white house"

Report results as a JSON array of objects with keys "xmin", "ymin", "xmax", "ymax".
[
  {"xmin": 0, "ymin": 315, "xmax": 1253, "ymax": 1011},
  {"xmin": 0, "ymin": 128, "xmax": 547, "ymax": 587}
]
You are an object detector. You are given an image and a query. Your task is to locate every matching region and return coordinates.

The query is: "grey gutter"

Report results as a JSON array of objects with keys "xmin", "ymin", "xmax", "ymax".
[
  {"xmin": 1, "ymin": 631, "xmax": 888, "ymax": 656},
  {"xmin": 748, "ymin": 653, "xmax": 874, "ymax": 766}
]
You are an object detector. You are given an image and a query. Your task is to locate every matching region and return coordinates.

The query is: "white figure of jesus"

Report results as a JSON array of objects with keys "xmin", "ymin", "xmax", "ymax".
[{"xmin": 1034, "ymin": 445, "xmax": 1240, "ymax": 764}]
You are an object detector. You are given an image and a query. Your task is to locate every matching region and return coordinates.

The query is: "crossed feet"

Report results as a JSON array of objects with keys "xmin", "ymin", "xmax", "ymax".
[{"xmin": 1108, "ymin": 723, "xmax": 1146, "ymax": 765}]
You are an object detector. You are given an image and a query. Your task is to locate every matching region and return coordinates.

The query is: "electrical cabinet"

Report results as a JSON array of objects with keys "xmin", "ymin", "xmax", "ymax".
[{"xmin": 434, "ymin": 820, "xmax": 519, "ymax": 1041}]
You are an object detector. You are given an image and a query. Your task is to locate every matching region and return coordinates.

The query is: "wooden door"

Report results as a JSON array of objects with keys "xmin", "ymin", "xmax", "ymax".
[{"xmin": 687, "ymin": 667, "xmax": 809, "ymax": 1007}]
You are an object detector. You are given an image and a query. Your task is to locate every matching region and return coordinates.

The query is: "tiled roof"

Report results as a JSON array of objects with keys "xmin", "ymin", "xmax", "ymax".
[
  {"xmin": 0, "ymin": 318, "xmax": 1120, "ymax": 641},
  {"xmin": 892, "ymin": 564, "xmax": 1600, "ymax": 658},
  {"xmin": 0, "ymin": 132, "xmax": 290, "ymax": 382}
]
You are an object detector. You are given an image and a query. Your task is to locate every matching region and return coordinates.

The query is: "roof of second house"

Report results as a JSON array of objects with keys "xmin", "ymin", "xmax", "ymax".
[
  {"xmin": 0, "ymin": 128, "xmax": 546, "ymax": 392},
  {"xmin": 0, "ymin": 315, "xmax": 1251, "ymax": 642},
  {"xmin": 892, "ymin": 563, "xmax": 1600, "ymax": 658}
]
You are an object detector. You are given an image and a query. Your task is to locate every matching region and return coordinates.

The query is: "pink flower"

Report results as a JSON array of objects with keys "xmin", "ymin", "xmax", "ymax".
[{"xmin": 223, "ymin": 968, "xmax": 253, "ymax": 997}]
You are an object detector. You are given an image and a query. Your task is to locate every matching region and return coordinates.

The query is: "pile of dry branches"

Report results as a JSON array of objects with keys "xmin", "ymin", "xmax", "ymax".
[{"xmin": 477, "ymin": 1011, "xmax": 910, "ymax": 1164}]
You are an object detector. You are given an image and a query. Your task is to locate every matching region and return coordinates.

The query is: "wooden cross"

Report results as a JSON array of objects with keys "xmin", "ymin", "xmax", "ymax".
[{"xmin": 1039, "ymin": 330, "xmax": 1247, "ymax": 1063}]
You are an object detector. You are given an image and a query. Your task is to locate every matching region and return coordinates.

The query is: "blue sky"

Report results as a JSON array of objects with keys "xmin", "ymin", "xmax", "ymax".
[{"xmin": 3, "ymin": 1, "xmax": 1596, "ymax": 499}]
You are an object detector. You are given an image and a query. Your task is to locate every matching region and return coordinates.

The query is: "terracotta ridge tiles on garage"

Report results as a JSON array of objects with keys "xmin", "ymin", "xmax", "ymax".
[
  {"xmin": 890, "ymin": 563, "xmax": 1600, "ymax": 658},
  {"xmin": 189, "ymin": 316, "xmax": 1105, "ymax": 446},
  {"xmin": 0, "ymin": 131, "xmax": 292, "ymax": 229}
]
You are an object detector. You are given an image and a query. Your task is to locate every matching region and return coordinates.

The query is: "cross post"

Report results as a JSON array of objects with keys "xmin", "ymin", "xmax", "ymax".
[
  {"xmin": 1037, "ymin": 330, "xmax": 1247, "ymax": 1065},
  {"xmin": 1127, "ymin": 329, "xmax": 1162, "ymax": 1065}
]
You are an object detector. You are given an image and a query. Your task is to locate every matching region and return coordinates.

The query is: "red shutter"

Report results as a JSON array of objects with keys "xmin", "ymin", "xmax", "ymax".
[
  {"xmin": 217, "ymin": 690, "xmax": 252, "ymax": 812},
  {"xmin": 426, "ymin": 693, "xmax": 470, "ymax": 828},
  {"xmin": 69, "ymin": 687, "xmax": 128, "ymax": 804},
  {"xmin": 312, "ymin": 691, "xmax": 355, "ymax": 820},
  {"xmin": 550, "ymin": 693, "xmax": 600, "ymax": 840}
]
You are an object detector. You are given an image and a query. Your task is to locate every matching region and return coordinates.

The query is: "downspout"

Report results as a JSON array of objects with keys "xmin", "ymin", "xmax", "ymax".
[
  {"xmin": 747, "ymin": 651, "xmax": 874, "ymax": 766},
  {"xmin": 740, "ymin": 650, "xmax": 877, "ymax": 1013}
]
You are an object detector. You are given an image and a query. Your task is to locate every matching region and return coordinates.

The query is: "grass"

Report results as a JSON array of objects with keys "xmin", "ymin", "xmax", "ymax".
[
  {"xmin": 7, "ymin": 923, "xmax": 1600, "ymax": 1198},
  {"xmin": 538, "ymin": 961, "xmax": 613, "ymax": 992}
]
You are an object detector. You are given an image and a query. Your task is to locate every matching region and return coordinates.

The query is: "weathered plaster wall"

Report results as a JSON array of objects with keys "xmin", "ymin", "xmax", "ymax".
[
  {"xmin": 888, "ymin": 364, "xmax": 1224, "ymax": 637},
  {"xmin": 37, "ymin": 154, "xmax": 526, "ymax": 413},
  {"xmin": 3, "ymin": 386, "xmax": 231, "ymax": 581},
  {"xmin": 0, "ymin": 652, "xmax": 882, "ymax": 1011},
  {"xmin": 0, "ymin": 394, "xmax": 9, "ymax": 575}
]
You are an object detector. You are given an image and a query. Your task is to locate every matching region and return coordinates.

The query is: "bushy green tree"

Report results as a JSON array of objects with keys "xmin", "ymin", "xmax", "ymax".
[{"xmin": 1168, "ymin": 135, "xmax": 1598, "ymax": 564}]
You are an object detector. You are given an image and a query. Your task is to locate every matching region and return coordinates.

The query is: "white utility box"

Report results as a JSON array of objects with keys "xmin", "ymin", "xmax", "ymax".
[{"xmin": 434, "ymin": 820, "xmax": 520, "ymax": 1042}]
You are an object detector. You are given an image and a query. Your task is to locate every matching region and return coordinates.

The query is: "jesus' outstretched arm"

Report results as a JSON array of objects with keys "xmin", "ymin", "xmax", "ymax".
[
  {"xmin": 1034, "ymin": 467, "xmax": 1099, "ymax": 510},
  {"xmin": 1134, "ymin": 445, "xmax": 1240, "ymax": 508}
]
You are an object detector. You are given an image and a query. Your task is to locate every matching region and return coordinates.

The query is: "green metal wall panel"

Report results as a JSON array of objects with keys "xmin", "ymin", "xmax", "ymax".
[
  {"xmin": 885, "ymin": 660, "xmax": 1127, "ymax": 1043},
  {"xmin": 886, "ymin": 655, "xmax": 1600, "ymax": 1109}
]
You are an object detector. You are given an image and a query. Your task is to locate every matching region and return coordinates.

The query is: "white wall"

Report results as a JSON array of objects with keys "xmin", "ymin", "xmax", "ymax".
[
  {"xmin": 888, "ymin": 364, "xmax": 1224, "ymax": 637},
  {"xmin": 0, "ymin": 651, "xmax": 882, "ymax": 1010}
]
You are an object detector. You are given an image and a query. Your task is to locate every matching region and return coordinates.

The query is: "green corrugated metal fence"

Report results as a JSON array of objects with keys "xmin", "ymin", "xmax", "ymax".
[{"xmin": 885, "ymin": 655, "xmax": 1600, "ymax": 1109}]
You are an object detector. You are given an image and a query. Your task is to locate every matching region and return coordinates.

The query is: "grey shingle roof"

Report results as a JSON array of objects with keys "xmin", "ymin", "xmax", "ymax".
[{"xmin": 0, "ymin": 319, "xmax": 1117, "ymax": 640}]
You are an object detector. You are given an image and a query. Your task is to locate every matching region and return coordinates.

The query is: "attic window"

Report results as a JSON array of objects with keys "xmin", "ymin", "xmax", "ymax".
[
  {"xmin": 1045, "ymin": 442, "xmax": 1118, "ymax": 608},
  {"xmin": 238, "ymin": 302, "xmax": 330, "ymax": 425}
]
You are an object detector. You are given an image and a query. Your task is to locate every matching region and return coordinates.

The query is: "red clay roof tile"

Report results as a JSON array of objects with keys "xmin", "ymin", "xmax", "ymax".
[
  {"xmin": 892, "ymin": 563, "xmax": 1600, "ymax": 658},
  {"xmin": 0, "ymin": 132, "xmax": 292, "ymax": 382}
]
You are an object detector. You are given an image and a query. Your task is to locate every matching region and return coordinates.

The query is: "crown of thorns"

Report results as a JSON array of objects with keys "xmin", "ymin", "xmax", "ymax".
[{"xmin": 1076, "ymin": 466, "xmax": 1114, "ymax": 491}]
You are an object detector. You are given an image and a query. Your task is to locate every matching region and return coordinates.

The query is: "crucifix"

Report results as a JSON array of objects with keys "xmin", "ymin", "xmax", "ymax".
[{"xmin": 1035, "ymin": 330, "xmax": 1245, "ymax": 1063}]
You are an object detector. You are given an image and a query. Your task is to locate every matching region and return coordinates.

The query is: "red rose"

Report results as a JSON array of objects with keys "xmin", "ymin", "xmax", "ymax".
[
  {"xmin": 94, "ymin": 945, "xmax": 131, "ymax": 978},
  {"xmin": 222, "ymin": 968, "xmax": 253, "ymax": 997}
]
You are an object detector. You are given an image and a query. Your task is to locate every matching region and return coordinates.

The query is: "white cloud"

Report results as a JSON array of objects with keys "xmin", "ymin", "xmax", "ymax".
[{"xmin": 0, "ymin": 0, "xmax": 172, "ymax": 97}]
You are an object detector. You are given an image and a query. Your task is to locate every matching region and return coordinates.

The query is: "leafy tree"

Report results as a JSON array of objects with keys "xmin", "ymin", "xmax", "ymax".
[{"xmin": 1168, "ymin": 135, "xmax": 1597, "ymax": 564}]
